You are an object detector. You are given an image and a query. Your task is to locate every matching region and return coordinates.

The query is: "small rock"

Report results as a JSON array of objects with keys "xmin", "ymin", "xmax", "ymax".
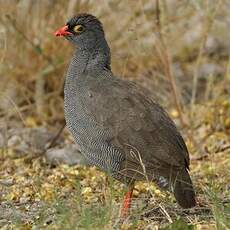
[
  {"xmin": 19, "ymin": 197, "xmax": 30, "ymax": 204},
  {"xmin": 45, "ymin": 145, "xmax": 88, "ymax": 166},
  {"xmin": 6, "ymin": 127, "xmax": 62, "ymax": 156},
  {"xmin": 204, "ymin": 37, "xmax": 221, "ymax": 55},
  {"xmin": 28, "ymin": 127, "xmax": 56, "ymax": 153},
  {"xmin": 0, "ymin": 179, "xmax": 14, "ymax": 186},
  {"xmin": 197, "ymin": 63, "xmax": 224, "ymax": 79},
  {"xmin": 8, "ymin": 135, "xmax": 21, "ymax": 147}
]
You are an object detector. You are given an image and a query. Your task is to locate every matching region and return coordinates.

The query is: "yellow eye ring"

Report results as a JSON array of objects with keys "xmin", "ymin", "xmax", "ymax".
[{"xmin": 73, "ymin": 25, "xmax": 85, "ymax": 33}]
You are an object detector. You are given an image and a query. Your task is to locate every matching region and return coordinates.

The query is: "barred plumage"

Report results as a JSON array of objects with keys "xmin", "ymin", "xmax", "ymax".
[{"xmin": 55, "ymin": 13, "xmax": 196, "ymax": 213}]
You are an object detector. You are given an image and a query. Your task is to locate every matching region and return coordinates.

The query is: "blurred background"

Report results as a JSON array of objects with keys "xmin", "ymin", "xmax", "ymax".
[
  {"xmin": 0, "ymin": 0, "xmax": 229, "ymax": 124},
  {"xmin": 0, "ymin": 0, "xmax": 229, "ymax": 228}
]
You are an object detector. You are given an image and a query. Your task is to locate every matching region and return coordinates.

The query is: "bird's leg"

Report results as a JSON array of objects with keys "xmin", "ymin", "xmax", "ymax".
[{"xmin": 120, "ymin": 184, "xmax": 134, "ymax": 220}]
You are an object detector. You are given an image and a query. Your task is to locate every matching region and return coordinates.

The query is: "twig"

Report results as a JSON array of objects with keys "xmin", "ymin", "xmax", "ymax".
[
  {"xmin": 44, "ymin": 123, "xmax": 66, "ymax": 151},
  {"xmin": 191, "ymin": 144, "xmax": 230, "ymax": 161},
  {"xmin": 154, "ymin": 0, "xmax": 207, "ymax": 156},
  {"xmin": 215, "ymin": 145, "xmax": 230, "ymax": 154},
  {"xmin": 24, "ymin": 123, "xmax": 66, "ymax": 163},
  {"xmin": 0, "ymin": 27, "xmax": 7, "ymax": 65},
  {"xmin": 190, "ymin": 0, "xmax": 222, "ymax": 107},
  {"xmin": 3, "ymin": 95, "xmax": 26, "ymax": 126},
  {"xmin": 5, "ymin": 14, "xmax": 55, "ymax": 67},
  {"xmin": 0, "ymin": 90, "xmax": 62, "ymax": 118},
  {"xmin": 155, "ymin": 0, "xmax": 186, "ymax": 128},
  {"xmin": 4, "ymin": 14, "xmax": 58, "ymax": 116}
]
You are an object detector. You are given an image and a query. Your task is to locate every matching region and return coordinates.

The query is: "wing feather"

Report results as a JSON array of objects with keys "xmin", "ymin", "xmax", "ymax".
[{"xmin": 80, "ymin": 72, "xmax": 190, "ymax": 181}]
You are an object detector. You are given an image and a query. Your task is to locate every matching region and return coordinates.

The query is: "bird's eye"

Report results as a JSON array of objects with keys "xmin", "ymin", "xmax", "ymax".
[{"xmin": 73, "ymin": 25, "xmax": 85, "ymax": 34}]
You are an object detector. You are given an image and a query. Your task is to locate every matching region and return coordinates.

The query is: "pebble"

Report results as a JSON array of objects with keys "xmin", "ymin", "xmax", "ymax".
[{"xmin": 0, "ymin": 179, "xmax": 14, "ymax": 186}]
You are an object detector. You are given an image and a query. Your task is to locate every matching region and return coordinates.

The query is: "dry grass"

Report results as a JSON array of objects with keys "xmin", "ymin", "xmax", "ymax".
[
  {"xmin": 0, "ymin": 0, "xmax": 229, "ymax": 118},
  {"xmin": 0, "ymin": 0, "xmax": 230, "ymax": 229}
]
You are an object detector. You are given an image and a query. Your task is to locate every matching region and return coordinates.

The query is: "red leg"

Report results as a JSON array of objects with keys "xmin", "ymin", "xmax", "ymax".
[{"xmin": 120, "ymin": 186, "xmax": 134, "ymax": 220}]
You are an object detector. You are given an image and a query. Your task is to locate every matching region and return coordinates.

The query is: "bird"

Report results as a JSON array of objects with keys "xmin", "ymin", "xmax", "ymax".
[{"xmin": 54, "ymin": 13, "xmax": 196, "ymax": 219}]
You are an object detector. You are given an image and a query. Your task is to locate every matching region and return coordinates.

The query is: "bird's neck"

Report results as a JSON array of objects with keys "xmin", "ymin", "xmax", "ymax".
[{"xmin": 67, "ymin": 42, "xmax": 111, "ymax": 78}]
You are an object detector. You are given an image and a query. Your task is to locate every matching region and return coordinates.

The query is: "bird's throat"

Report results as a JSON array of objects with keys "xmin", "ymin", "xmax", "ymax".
[{"xmin": 67, "ymin": 43, "xmax": 111, "ymax": 79}]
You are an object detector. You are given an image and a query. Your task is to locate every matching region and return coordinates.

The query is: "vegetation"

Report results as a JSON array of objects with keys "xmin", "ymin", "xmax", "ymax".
[{"xmin": 0, "ymin": 0, "xmax": 229, "ymax": 229}]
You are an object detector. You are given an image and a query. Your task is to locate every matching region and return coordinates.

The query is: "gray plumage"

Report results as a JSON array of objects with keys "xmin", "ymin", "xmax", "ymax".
[{"xmin": 57, "ymin": 13, "xmax": 196, "ymax": 208}]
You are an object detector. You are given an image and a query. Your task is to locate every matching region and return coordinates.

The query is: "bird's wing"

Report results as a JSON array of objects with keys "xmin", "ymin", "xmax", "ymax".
[{"xmin": 81, "ymin": 72, "xmax": 190, "ymax": 174}]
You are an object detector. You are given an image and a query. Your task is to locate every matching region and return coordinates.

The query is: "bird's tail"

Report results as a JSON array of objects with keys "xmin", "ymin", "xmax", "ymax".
[{"xmin": 173, "ymin": 169, "xmax": 196, "ymax": 208}]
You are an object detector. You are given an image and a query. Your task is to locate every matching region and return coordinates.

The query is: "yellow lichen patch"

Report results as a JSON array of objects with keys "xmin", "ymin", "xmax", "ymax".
[
  {"xmin": 170, "ymin": 108, "xmax": 179, "ymax": 118},
  {"xmin": 25, "ymin": 116, "xmax": 39, "ymax": 128},
  {"xmin": 39, "ymin": 182, "xmax": 56, "ymax": 201},
  {"xmin": 0, "ymin": 95, "xmax": 229, "ymax": 229}
]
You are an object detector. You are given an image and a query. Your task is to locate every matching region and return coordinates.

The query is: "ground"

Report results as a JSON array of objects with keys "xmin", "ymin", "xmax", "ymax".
[
  {"xmin": 0, "ymin": 1, "xmax": 230, "ymax": 229},
  {"xmin": 0, "ymin": 98, "xmax": 229, "ymax": 230}
]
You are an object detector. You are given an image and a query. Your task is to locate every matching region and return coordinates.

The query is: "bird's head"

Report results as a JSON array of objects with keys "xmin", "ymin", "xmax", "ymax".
[{"xmin": 54, "ymin": 13, "xmax": 105, "ymax": 50}]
